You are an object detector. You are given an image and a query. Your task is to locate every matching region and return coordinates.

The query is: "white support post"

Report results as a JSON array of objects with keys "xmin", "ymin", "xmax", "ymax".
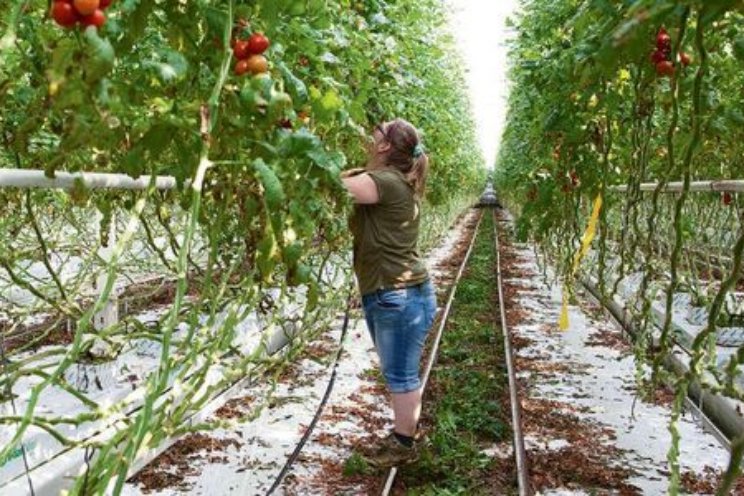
[{"xmin": 90, "ymin": 211, "xmax": 118, "ymax": 359}]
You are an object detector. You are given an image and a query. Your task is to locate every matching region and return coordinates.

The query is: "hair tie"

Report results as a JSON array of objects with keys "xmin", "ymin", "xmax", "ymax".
[{"xmin": 412, "ymin": 143, "xmax": 425, "ymax": 158}]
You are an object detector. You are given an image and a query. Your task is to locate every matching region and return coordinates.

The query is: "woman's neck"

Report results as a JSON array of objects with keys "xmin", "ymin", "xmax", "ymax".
[{"xmin": 365, "ymin": 159, "xmax": 388, "ymax": 171}]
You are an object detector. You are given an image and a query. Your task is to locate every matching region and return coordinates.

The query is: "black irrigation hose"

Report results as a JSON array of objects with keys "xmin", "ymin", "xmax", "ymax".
[{"xmin": 265, "ymin": 286, "xmax": 355, "ymax": 495}]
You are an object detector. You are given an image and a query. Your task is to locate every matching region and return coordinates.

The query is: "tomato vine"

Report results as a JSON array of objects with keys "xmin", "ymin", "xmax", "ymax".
[
  {"xmin": 0, "ymin": 1, "xmax": 485, "ymax": 492},
  {"xmin": 498, "ymin": 1, "xmax": 744, "ymax": 492}
]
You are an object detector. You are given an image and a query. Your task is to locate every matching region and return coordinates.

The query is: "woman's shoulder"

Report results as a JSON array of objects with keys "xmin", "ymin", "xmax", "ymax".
[
  {"xmin": 368, "ymin": 168, "xmax": 413, "ymax": 201},
  {"xmin": 368, "ymin": 168, "xmax": 409, "ymax": 187}
]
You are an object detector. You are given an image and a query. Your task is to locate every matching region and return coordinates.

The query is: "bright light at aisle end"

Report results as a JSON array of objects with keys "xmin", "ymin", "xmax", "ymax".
[{"xmin": 446, "ymin": 0, "xmax": 521, "ymax": 170}]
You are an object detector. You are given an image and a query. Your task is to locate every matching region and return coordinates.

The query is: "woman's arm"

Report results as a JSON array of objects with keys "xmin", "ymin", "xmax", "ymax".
[{"xmin": 342, "ymin": 173, "xmax": 379, "ymax": 204}]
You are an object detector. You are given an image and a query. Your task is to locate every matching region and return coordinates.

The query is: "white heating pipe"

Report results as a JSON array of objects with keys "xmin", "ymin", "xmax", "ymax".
[
  {"xmin": 611, "ymin": 180, "xmax": 744, "ymax": 193},
  {"xmin": 0, "ymin": 168, "xmax": 178, "ymax": 191}
]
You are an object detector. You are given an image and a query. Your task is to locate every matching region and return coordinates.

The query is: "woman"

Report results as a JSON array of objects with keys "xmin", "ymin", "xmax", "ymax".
[{"xmin": 341, "ymin": 118, "xmax": 437, "ymax": 468}]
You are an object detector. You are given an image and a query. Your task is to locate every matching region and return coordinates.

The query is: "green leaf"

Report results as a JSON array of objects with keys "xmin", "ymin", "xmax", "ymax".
[
  {"xmin": 312, "ymin": 88, "xmax": 344, "ymax": 121},
  {"xmin": 733, "ymin": 36, "xmax": 744, "ymax": 63},
  {"xmin": 50, "ymin": 38, "xmax": 77, "ymax": 80},
  {"xmin": 255, "ymin": 234, "xmax": 278, "ymax": 281},
  {"xmin": 254, "ymin": 159, "xmax": 285, "ymax": 210},
  {"xmin": 122, "ymin": 148, "xmax": 145, "ymax": 177},
  {"xmin": 320, "ymin": 89, "xmax": 343, "ymax": 112},
  {"xmin": 203, "ymin": 6, "xmax": 230, "ymax": 39},
  {"xmin": 251, "ymin": 73, "xmax": 275, "ymax": 100},
  {"xmin": 83, "ymin": 27, "xmax": 115, "ymax": 83},
  {"xmin": 278, "ymin": 129, "xmax": 321, "ymax": 157},
  {"xmin": 140, "ymin": 123, "xmax": 176, "ymax": 160},
  {"xmin": 282, "ymin": 242, "xmax": 303, "ymax": 267},
  {"xmin": 148, "ymin": 50, "xmax": 189, "ymax": 83},
  {"xmin": 277, "ymin": 62, "xmax": 309, "ymax": 104},
  {"xmin": 307, "ymin": 149, "xmax": 346, "ymax": 175},
  {"xmin": 268, "ymin": 91, "xmax": 293, "ymax": 121},
  {"xmin": 119, "ymin": 0, "xmax": 156, "ymax": 50}
]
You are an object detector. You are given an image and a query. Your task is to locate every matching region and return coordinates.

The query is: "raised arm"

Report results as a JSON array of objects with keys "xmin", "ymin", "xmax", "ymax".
[{"xmin": 342, "ymin": 173, "xmax": 379, "ymax": 204}]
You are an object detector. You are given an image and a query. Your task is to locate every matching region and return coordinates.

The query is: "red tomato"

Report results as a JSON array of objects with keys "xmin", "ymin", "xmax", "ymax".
[
  {"xmin": 722, "ymin": 192, "xmax": 733, "ymax": 206},
  {"xmin": 247, "ymin": 32, "xmax": 270, "ymax": 55},
  {"xmin": 679, "ymin": 51, "xmax": 692, "ymax": 66},
  {"xmin": 99, "ymin": 0, "xmax": 112, "ymax": 8},
  {"xmin": 656, "ymin": 60, "xmax": 675, "ymax": 77},
  {"xmin": 73, "ymin": 0, "xmax": 99, "ymax": 16},
  {"xmin": 233, "ymin": 40, "xmax": 250, "ymax": 60},
  {"xmin": 656, "ymin": 29, "xmax": 671, "ymax": 50},
  {"xmin": 81, "ymin": 9, "xmax": 105, "ymax": 28},
  {"xmin": 235, "ymin": 59, "xmax": 250, "ymax": 76},
  {"xmin": 245, "ymin": 54, "xmax": 269, "ymax": 74},
  {"xmin": 52, "ymin": 1, "xmax": 79, "ymax": 27},
  {"xmin": 649, "ymin": 50, "xmax": 667, "ymax": 64}
]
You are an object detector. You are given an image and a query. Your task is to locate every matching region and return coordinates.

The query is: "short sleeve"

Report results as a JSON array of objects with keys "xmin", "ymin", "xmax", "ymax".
[{"xmin": 367, "ymin": 170, "xmax": 406, "ymax": 205}]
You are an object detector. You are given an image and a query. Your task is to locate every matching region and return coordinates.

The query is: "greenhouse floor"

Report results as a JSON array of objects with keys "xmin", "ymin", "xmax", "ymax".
[{"xmin": 123, "ymin": 210, "xmax": 735, "ymax": 495}]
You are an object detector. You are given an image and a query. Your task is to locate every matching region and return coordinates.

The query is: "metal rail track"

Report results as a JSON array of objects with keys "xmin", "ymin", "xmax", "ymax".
[
  {"xmin": 492, "ymin": 210, "xmax": 531, "ymax": 496},
  {"xmin": 381, "ymin": 208, "xmax": 532, "ymax": 495},
  {"xmin": 380, "ymin": 210, "xmax": 482, "ymax": 495}
]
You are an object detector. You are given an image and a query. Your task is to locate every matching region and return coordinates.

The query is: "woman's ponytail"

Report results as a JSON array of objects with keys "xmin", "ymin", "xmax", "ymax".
[{"xmin": 408, "ymin": 151, "xmax": 429, "ymax": 199}]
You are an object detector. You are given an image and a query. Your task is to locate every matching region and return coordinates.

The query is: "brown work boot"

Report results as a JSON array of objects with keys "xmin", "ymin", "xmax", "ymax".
[{"xmin": 358, "ymin": 432, "xmax": 418, "ymax": 468}]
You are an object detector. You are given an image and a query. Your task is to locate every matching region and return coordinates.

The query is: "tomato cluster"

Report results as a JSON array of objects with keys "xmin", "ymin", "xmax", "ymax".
[
  {"xmin": 650, "ymin": 27, "xmax": 675, "ymax": 76},
  {"xmin": 233, "ymin": 32, "xmax": 270, "ymax": 76},
  {"xmin": 51, "ymin": 0, "xmax": 112, "ymax": 29},
  {"xmin": 650, "ymin": 27, "xmax": 691, "ymax": 77}
]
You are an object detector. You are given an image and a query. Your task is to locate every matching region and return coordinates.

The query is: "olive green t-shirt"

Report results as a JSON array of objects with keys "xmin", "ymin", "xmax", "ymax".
[{"xmin": 349, "ymin": 168, "xmax": 429, "ymax": 296}]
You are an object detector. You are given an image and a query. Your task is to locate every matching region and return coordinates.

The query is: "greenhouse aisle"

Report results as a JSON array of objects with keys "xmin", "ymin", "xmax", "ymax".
[{"xmin": 495, "ymin": 211, "xmax": 733, "ymax": 494}]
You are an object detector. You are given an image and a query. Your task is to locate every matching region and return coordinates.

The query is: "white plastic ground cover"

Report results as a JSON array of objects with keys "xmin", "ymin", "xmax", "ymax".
[
  {"xmin": 120, "ymin": 209, "xmax": 482, "ymax": 495},
  {"xmin": 503, "ymin": 235, "xmax": 730, "ymax": 494},
  {"xmin": 120, "ymin": 315, "xmax": 376, "ymax": 496},
  {"xmin": 0, "ymin": 229, "xmax": 197, "ymax": 323},
  {"xmin": 0, "ymin": 282, "xmax": 319, "ymax": 495},
  {"xmin": 588, "ymin": 248, "xmax": 744, "ymax": 387}
]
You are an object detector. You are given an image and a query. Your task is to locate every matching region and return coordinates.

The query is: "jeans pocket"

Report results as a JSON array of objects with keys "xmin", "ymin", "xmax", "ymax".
[{"xmin": 375, "ymin": 288, "xmax": 407, "ymax": 310}]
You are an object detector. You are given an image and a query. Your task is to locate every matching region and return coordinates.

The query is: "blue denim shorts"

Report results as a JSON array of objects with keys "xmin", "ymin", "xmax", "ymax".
[{"xmin": 361, "ymin": 280, "xmax": 437, "ymax": 393}]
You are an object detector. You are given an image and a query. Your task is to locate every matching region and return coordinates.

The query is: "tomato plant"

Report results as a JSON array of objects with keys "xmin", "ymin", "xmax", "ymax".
[
  {"xmin": 496, "ymin": 2, "xmax": 744, "ymax": 493},
  {"xmin": 0, "ymin": 2, "xmax": 485, "ymax": 491}
]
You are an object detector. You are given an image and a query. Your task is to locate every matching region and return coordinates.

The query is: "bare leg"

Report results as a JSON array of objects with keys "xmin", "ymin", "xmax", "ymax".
[{"xmin": 391, "ymin": 388, "xmax": 422, "ymax": 437}]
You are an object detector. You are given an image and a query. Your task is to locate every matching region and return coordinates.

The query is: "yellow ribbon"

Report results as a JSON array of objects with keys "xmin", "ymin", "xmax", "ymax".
[{"xmin": 559, "ymin": 193, "xmax": 603, "ymax": 331}]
